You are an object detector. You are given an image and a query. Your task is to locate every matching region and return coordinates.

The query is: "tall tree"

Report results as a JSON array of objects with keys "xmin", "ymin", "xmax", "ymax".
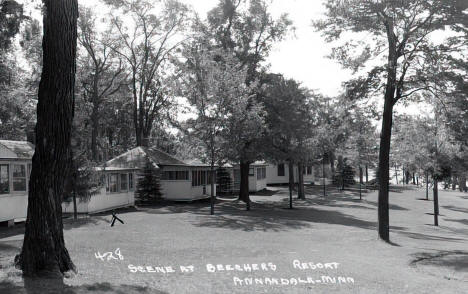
[
  {"xmin": 206, "ymin": 0, "xmax": 292, "ymax": 206},
  {"xmin": 105, "ymin": 0, "xmax": 189, "ymax": 147},
  {"xmin": 16, "ymin": 0, "xmax": 78, "ymax": 275},
  {"xmin": 261, "ymin": 74, "xmax": 313, "ymax": 206},
  {"xmin": 315, "ymin": 0, "xmax": 467, "ymax": 241},
  {"xmin": 77, "ymin": 6, "xmax": 126, "ymax": 161}
]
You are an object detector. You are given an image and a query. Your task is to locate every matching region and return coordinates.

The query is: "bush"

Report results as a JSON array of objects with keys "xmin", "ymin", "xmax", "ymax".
[{"xmin": 135, "ymin": 160, "xmax": 162, "ymax": 204}]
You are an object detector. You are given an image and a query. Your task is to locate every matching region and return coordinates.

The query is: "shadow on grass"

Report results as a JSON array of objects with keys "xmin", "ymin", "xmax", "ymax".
[
  {"xmin": 303, "ymin": 186, "xmax": 409, "ymax": 211},
  {"xmin": 0, "ymin": 225, "xmax": 25, "ymax": 240},
  {"xmin": 444, "ymin": 218, "xmax": 468, "ymax": 226},
  {"xmin": 250, "ymin": 189, "xmax": 279, "ymax": 196},
  {"xmin": 140, "ymin": 196, "xmax": 381, "ymax": 232},
  {"xmin": 410, "ymin": 250, "xmax": 468, "ymax": 273},
  {"xmin": 63, "ymin": 216, "xmax": 109, "ymax": 231},
  {"xmin": 442, "ymin": 205, "xmax": 468, "ymax": 214},
  {"xmin": 0, "ymin": 279, "xmax": 167, "ymax": 294},
  {"xmin": 394, "ymin": 230, "xmax": 466, "ymax": 242}
]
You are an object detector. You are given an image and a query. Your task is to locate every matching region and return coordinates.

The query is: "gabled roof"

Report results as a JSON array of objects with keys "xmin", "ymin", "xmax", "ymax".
[
  {"xmin": 103, "ymin": 146, "xmax": 188, "ymax": 170},
  {"xmin": 0, "ymin": 140, "xmax": 35, "ymax": 159}
]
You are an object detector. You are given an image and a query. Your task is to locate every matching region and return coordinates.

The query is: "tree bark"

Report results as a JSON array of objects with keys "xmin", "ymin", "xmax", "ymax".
[
  {"xmin": 359, "ymin": 165, "xmax": 363, "ymax": 200},
  {"xmin": 394, "ymin": 163, "xmax": 398, "ymax": 184},
  {"xmin": 91, "ymin": 105, "xmax": 99, "ymax": 161},
  {"xmin": 297, "ymin": 162, "xmax": 305, "ymax": 199},
  {"xmin": 210, "ymin": 166, "xmax": 215, "ymax": 215},
  {"xmin": 238, "ymin": 161, "xmax": 250, "ymax": 210},
  {"xmin": 288, "ymin": 161, "xmax": 294, "ymax": 208},
  {"xmin": 322, "ymin": 157, "xmax": 326, "ymax": 197},
  {"xmin": 425, "ymin": 171, "xmax": 429, "ymax": 200},
  {"xmin": 365, "ymin": 164, "xmax": 368, "ymax": 184},
  {"xmin": 433, "ymin": 178, "xmax": 439, "ymax": 226},
  {"xmin": 16, "ymin": 0, "xmax": 78, "ymax": 276},
  {"xmin": 459, "ymin": 175, "xmax": 467, "ymax": 192}
]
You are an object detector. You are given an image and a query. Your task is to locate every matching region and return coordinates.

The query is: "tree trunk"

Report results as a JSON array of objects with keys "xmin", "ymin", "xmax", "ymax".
[
  {"xmin": 452, "ymin": 176, "xmax": 457, "ymax": 190},
  {"xmin": 365, "ymin": 164, "xmax": 368, "ymax": 184},
  {"xmin": 238, "ymin": 161, "xmax": 250, "ymax": 210},
  {"xmin": 359, "ymin": 165, "xmax": 363, "ymax": 200},
  {"xmin": 297, "ymin": 162, "xmax": 305, "ymax": 199},
  {"xmin": 16, "ymin": 0, "xmax": 78, "ymax": 276},
  {"xmin": 425, "ymin": 171, "xmax": 429, "ymax": 200},
  {"xmin": 210, "ymin": 164, "xmax": 215, "ymax": 215},
  {"xmin": 288, "ymin": 161, "xmax": 294, "ymax": 208},
  {"xmin": 433, "ymin": 178, "xmax": 439, "ymax": 226},
  {"xmin": 394, "ymin": 163, "xmax": 398, "ymax": 184},
  {"xmin": 459, "ymin": 175, "xmax": 467, "ymax": 192},
  {"xmin": 405, "ymin": 170, "xmax": 410, "ymax": 185},
  {"xmin": 322, "ymin": 157, "xmax": 326, "ymax": 197},
  {"xmin": 91, "ymin": 104, "xmax": 99, "ymax": 161},
  {"xmin": 402, "ymin": 166, "xmax": 405, "ymax": 184}
]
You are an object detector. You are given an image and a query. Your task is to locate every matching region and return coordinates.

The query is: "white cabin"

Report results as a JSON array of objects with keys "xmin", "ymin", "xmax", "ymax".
[
  {"xmin": 266, "ymin": 162, "xmax": 315, "ymax": 185},
  {"xmin": 0, "ymin": 140, "xmax": 34, "ymax": 224}
]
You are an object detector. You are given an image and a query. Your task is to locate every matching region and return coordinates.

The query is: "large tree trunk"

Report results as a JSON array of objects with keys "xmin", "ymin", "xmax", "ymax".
[
  {"xmin": 288, "ymin": 161, "xmax": 294, "ymax": 208},
  {"xmin": 378, "ymin": 16, "xmax": 399, "ymax": 242},
  {"xmin": 238, "ymin": 161, "xmax": 250, "ymax": 210},
  {"xmin": 378, "ymin": 94, "xmax": 394, "ymax": 241},
  {"xmin": 433, "ymin": 178, "xmax": 439, "ymax": 226},
  {"xmin": 297, "ymin": 162, "xmax": 305, "ymax": 199},
  {"xmin": 16, "ymin": 0, "xmax": 78, "ymax": 276}
]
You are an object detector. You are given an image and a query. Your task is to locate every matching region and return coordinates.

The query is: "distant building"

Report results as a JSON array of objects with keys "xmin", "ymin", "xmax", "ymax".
[
  {"xmin": 265, "ymin": 162, "xmax": 315, "ymax": 185},
  {"xmin": 0, "ymin": 140, "xmax": 34, "ymax": 225},
  {"xmin": 93, "ymin": 147, "xmax": 215, "ymax": 202}
]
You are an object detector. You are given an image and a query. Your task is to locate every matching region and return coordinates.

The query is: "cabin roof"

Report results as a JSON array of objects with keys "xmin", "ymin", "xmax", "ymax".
[
  {"xmin": 0, "ymin": 140, "xmax": 35, "ymax": 159},
  {"xmin": 103, "ymin": 146, "xmax": 188, "ymax": 170}
]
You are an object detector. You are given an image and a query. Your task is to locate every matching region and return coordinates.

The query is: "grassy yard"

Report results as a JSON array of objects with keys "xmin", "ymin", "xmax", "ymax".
[{"xmin": 0, "ymin": 185, "xmax": 467, "ymax": 293}]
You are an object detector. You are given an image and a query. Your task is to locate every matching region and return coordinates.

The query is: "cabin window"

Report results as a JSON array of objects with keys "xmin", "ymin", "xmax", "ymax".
[
  {"xmin": 277, "ymin": 163, "xmax": 285, "ymax": 176},
  {"xmin": 0, "ymin": 164, "xmax": 9, "ymax": 194},
  {"xmin": 162, "ymin": 170, "xmax": 189, "ymax": 181},
  {"xmin": 249, "ymin": 167, "xmax": 254, "ymax": 176},
  {"xmin": 192, "ymin": 170, "xmax": 210, "ymax": 186},
  {"xmin": 176, "ymin": 171, "xmax": 189, "ymax": 180},
  {"xmin": 257, "ymin": 167, "xmax": 266, "ymax": 180},
  {"xmin": 129, "ymin": 173, "xmax": 134, "ymax": 190},
  {"xmin": 12, "ymin": 164, "xmax": 26, "ymax": 192},
  {"xmin": 109, "ymin": 173, "xmax": 118, "ymax": 193},
  {"xmin": 307, "ymin": 166, "xmax": 312, "ymax": 175},
  {"xmin": 120, "ymin": 174, "xmax": 128, "ymax": 191}
]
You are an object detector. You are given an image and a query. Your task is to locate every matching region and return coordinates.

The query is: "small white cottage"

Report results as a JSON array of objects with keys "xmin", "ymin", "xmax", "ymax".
[
  {"xmin": 226, "ymin": 161, "xmax": 268, "ymax": 192},
  {"xmin": 91, "ymin": 147, "xmax": 216, "ymax": 202},
  {"xmin": 0, "ymin": 140, "xmax": 34, "ymax": 225},
  {"xmin": 266, "ymin": 162, "xmax": 315, "ymax": 185}
]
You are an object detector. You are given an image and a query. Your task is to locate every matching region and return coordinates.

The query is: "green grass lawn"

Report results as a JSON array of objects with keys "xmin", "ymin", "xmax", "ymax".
[{"xmin": 1, "ymin": 185, "xmax": 467, "ymax": 293}]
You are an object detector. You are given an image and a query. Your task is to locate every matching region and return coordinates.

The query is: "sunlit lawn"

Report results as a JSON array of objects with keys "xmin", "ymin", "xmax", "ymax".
[{"xmin": 1, "ymin": 185, "xmax": 467, "ymax": 293}]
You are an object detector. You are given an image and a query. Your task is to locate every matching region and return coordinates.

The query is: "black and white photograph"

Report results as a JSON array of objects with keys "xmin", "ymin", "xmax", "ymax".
[{"xmin": 0, "ymin": 0, "xmax": 467, "ymax": 293}]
